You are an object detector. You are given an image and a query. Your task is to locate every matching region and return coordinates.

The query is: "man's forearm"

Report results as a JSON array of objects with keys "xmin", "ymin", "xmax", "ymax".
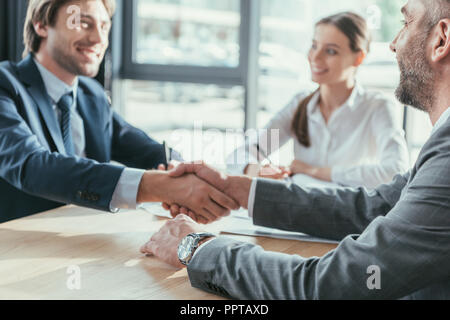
[
  {"xmin": 137, "ymin": 171, "xmax": 170, "ymax": 203},
  {"xmin": 252, "ymin": 173, "xmax": 407, "ymax": 240},
  {"xmin": 223, "ymin": 175, "xmax": 253, "ymax": 209}
]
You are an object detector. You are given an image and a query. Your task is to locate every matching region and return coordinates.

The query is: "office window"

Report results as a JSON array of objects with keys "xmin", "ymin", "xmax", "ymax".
[
  {"xmin": 135, "ymin": 0, "xmax": 240, "ymax": 67},
  {"xmin": 119, "ymin": 0, "xmax": 246, "ymax": 166},
  {"xmin": 122, "ymin": 0, "xmax": 245, "ymax": 84},
  {"xmin": 121, "ymin": 80, "xmax": 244, "ymax": 131},
  {"xmin": 257, "ymin": 0, "xmax": 314, "ymax": 127},
  {"xmin": 119, "ymin": 80, "xmax": 244, "ymax": 166}
]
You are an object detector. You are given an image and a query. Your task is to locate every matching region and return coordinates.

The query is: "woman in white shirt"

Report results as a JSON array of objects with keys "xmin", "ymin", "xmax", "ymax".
[{"xmin": 227, "ymin": 12, "xmax": 410, "ymax": 189}]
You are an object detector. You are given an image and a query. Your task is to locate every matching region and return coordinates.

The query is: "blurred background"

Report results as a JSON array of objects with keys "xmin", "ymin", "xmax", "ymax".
[{"xmin": 1, "ymin": 0, "xmax": 431, "ymax": 168}]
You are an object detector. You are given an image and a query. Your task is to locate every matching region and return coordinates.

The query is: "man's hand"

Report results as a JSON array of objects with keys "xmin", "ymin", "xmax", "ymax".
[
  {"xmin": 137, "ymin": 169, "xmax": 239, "ymax": 224},
  {"xmin": 158, "ymin": 161, "xmax": 214, "ymax": 223},
  {"xmin": 157, "ymin": 161, "xmax": 194, "ymax": 219},
  {"xmin": 140, "ymin": 214, "xmax": 210, "ymax": 269},
  {"xmin": 169, "ymin": 161, "xmax": 253, "ymax": 209}
]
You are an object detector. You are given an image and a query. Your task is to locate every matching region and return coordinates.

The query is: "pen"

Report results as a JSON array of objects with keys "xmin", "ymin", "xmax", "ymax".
[
  {"xmin": 256, "ymin": 142, "xmax": 272, "ymax": 164},
  {"xmin": 256, "ymin": 140, "xmax": 291, "ymax": 179},
  {"xmin": 163, "ymin": 140, "xmax": 171, "ymax": 165}
]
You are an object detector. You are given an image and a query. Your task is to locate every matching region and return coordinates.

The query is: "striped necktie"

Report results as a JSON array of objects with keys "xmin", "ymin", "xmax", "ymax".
[{"xmin": 57, "ymin": 92, "xmax": 75, "ymax": 156}]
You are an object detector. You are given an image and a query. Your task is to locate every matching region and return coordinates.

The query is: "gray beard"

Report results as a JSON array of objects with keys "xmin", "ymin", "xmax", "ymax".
[
  {"xmin": 395, "ymin": 65, "xmax": 434, "ymax": 113},
  {"xmin": 395, "ymin": 35, "xmax": 435, "ymax": 113}
]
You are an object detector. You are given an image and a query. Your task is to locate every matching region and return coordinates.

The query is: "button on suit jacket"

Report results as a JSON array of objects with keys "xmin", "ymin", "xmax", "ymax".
[{"xmin": 0, "ymin": 55, "xmax": 168, "ymax": 223}]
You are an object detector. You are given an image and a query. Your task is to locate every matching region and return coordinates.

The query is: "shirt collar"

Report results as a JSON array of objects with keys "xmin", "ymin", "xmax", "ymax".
[
  {"xmin": 33, "ymin": 58, "xmax": 78, "ymax": 105},
  {"xmin": 346, "ymin": 83, "xmax": 364, "ymax": 110},
  {"xmin": 307, "ymin": 83, "xmax": 364, "ymax": 116},
  {"xmin": 431, "ymin": 107, "xmax": 450, "ymax": 136}
]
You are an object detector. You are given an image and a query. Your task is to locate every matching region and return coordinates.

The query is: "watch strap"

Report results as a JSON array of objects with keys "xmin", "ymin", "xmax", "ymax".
[{"xmin": 179, "ymin": 232, "xmax": 216, "ymax": 266}]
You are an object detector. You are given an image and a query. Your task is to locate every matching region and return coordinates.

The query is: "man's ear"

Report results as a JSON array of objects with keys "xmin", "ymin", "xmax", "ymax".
[
  {"xmin": 353, "ymin": 51, "xmax": 366, "ymax": 67},
  {"xmin": 33, "ymin": 22, "xmax": 48, "ymax": 38},
  {"xmin": 431, "ymin": 19, "xmax": 450, "ymax": 63}
]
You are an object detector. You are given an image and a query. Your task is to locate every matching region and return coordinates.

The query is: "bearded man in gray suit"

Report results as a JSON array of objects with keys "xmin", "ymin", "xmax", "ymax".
[{"xmin": 141, "ymin": 0, "xmax": 450, "ymax": 300}]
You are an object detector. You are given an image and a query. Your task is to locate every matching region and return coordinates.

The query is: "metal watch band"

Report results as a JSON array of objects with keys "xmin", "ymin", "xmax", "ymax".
[{"xmin": 179, "ymin": 232, "xmax": 216, "ymax": 266}]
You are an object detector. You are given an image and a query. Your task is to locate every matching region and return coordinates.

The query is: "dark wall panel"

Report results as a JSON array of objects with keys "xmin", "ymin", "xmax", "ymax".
[
  {"xmin": 0, "ymin": 0, "xmax": 8, "ymax": 61},
  {"xmin": 1, "ymin": 0, "xmax": 27, "ymax": 62}
]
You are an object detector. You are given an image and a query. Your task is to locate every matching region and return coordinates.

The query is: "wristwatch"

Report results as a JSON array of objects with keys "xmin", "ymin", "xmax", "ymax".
[{"xmin": 178, "ymin": 232, "xmax": 216, "ymax": 266}]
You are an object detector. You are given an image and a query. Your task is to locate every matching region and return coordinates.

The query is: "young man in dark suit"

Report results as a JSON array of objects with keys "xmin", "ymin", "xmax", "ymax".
[{"xmin": 0, "ymin": 0, "xmax": 238, "ymax": 223}]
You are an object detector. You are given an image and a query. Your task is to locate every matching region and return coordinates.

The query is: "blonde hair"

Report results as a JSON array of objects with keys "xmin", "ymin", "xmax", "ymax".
[{"xmin": 23, "ymin": 0, "xmax": 116, "ymax": 58}]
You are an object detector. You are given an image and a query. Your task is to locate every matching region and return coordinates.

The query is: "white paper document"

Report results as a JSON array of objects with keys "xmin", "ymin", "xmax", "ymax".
[
  {"xmin": 141, "ymin": 204, "xmax": 338, "ymax": 245},
  {"xmin": 140, "ymin": 202, "xmax": 173, "ymax": 218},
  {"xmin": 221, "ymin": 210, "xmax": 339, "ymax": 244}
]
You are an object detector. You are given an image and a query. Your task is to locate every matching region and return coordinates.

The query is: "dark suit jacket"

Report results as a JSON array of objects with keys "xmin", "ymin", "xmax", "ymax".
[{"xmin": 0, "ymin": 55, "xmax": 169, "ymax": 223}]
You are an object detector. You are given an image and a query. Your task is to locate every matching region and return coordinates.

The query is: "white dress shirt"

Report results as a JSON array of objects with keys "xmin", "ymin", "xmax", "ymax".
[
  {"xmin": 430, "ymin": 107, "xmax": 450, "ymax": 136},
  {"xmin": 227, "ymin": 84, "xmax": 410, "ymax": 189},
  {"xmin": 34, "ymin": 59, "xmax": 144, "ymax": 211}
]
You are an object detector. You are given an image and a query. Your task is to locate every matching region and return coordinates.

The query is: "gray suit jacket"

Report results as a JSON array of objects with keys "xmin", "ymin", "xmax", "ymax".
[{"xmin": 187, "ymin": 116, "xmax": 450, "ymax": 300}]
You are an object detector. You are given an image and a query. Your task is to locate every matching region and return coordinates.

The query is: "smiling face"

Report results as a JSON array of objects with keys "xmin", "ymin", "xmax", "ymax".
[
  {"xmin": 308, "ymin": 24, "xmax": 363, "ymax": 86},
  {"xmin": 38, "ymin": 0, "xmax": 112, "ymax": 79},
  {"xmin": 390, "ymin": 0, "xmax": 436, "ymax": 112}
]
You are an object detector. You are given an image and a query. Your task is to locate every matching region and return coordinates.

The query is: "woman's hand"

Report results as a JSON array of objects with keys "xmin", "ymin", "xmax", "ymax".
[
  {"xmin": 259, "ymin": 164, "xmax": 291, "ymax": 180},
  {"xmin": 289, "ymin": 159, "xmax": 314, "ymax": 175},
  {"xmin": 289, "ymin": 160, "xmax": 332, "ymax": 182},
  {"xmin": 245, "ymin": 163, "xmax": 290, "ymax": 180}
]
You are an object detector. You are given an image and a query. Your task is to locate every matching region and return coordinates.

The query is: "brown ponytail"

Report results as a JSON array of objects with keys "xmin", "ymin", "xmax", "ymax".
[
  {"xmin": 291, "ymin": 90, "xmax": 318, "ymax": 148},
  {"xmin": 291, "ymin": 12, "xmax": 371, "ymax": 147}
]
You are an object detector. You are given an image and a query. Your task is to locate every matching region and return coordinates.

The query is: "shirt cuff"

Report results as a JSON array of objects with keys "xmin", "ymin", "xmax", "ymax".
[
  {"xmin": 247, "ymin": 178, "xmax": 258, "ymax": 218},
  {"xmin": 192, "ymin": 237, "xmax": 219, "ymax": 259},
  {"xmin": 109, "ymin": 168, "xmax": 146, "ymax": 212},
  {"xmin": 330, "ymin": 166, "xmax": 346, "ymax": 185},
  {"xmin": 170, "ymin": 148, "xmax": 184, "ymax": 162}
]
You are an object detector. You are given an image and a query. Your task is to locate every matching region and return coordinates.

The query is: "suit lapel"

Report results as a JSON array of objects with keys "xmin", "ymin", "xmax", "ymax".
[
  {"xmin": 17, "ymin": 55, "xmax": 66, "ymax": 154},
  {"xmin": 76, "ymin": 86, "xmax": 108, "ymax": 162}
]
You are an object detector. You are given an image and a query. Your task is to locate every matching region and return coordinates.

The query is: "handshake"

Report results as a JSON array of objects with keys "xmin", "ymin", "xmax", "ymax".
[{"xmin": 137, "ymin": 161, "xmax": 253, "ymax": 224}]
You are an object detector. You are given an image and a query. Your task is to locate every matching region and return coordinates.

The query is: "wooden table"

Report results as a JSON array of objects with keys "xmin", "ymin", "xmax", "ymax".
[{"xmin": 0, "ymin": 206, "xmax": 337, "ymax": 300}]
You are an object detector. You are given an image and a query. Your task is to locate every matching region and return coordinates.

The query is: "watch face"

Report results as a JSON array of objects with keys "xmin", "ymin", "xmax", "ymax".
[{"xmin": 178, "ymin": 235, "xmax": 196, "ymax": 261}]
